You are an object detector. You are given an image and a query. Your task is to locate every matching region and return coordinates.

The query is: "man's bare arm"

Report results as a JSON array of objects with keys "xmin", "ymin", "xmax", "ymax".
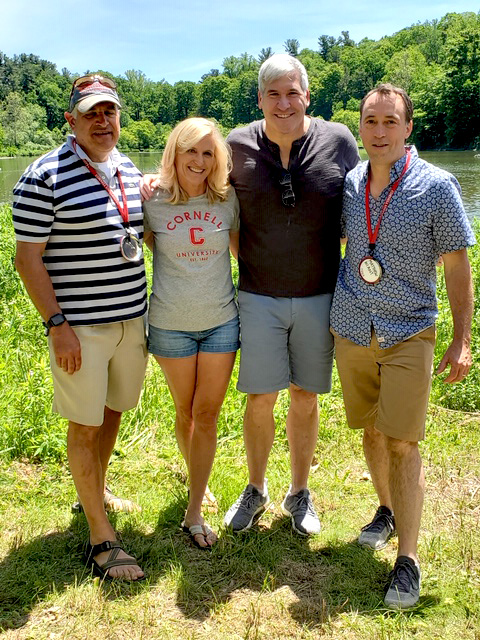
[
  {"xmin": 436, "ymin": 248, "xmax": 473, "ymax": 383},
  {"xmin": 15, "ymin": 241, "xmax": 81, "ymax": 374}
]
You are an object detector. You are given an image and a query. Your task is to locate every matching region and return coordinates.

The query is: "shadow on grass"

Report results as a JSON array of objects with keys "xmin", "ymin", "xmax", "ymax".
[
  {"xmin": 0, "ymin": 491, "xmax": 439, "ymax": 634},
  {"xmin": 0, "ymin": 512, "xmax": 148, "ymax": 632},
  {"xmin": 138, "ymin": 500, "xmax": 440, "ymax": 631}
]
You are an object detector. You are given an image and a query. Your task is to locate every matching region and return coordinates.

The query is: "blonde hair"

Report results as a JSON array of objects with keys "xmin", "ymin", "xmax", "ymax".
[{"xmin": 159, "ymin": 118, "xmax": 231, "ymax": 204}]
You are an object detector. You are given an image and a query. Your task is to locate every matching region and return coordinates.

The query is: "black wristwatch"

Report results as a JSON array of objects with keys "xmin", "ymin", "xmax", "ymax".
[{"xmin": 43, "ymin": 313, "xmax": 66, "ymax": 336}]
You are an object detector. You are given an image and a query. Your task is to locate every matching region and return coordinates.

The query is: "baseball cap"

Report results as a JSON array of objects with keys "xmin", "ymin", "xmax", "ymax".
[{"xmin": 69, "ymin": 74, "xmax": 121, "ymax": 113}]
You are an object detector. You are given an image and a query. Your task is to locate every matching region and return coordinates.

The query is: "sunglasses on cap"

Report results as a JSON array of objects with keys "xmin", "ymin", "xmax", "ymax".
[{"xmin": 69, "ymin": 74, "xmax": 117, "ymax": 97}]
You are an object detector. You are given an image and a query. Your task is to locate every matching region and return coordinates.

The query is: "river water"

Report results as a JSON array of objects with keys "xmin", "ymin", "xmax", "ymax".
[
  {"xmin": 0, "ymin": 152, "xmax": 162, "ymax": 205},
  {"xmin": 1, "ymin": 150, "xmax": 479, "ymax": 217}
]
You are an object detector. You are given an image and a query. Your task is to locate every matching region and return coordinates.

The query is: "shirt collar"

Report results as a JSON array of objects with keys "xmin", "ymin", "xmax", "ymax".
[
  {"xmin": 389, "ymin": 144, "xmax": 417, "ymax": 182},
  {"xmin": 360, "ymin": 144, "xmax": 418, "ymax": 185},
  {"xmin": 66, "ymin": 134, "xmax": 122, "ymax": 169}
]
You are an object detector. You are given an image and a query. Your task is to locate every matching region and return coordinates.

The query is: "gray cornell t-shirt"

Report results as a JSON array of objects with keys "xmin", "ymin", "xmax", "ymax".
[{"xmin": 144, "ymin": 186, "xmax": 239, "ymax": 331}]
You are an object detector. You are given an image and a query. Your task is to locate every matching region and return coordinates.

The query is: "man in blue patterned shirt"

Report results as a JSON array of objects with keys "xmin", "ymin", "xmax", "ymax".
[{"xmin": 330, "ymin": 84, "xmax": 475, "ymax": 609}]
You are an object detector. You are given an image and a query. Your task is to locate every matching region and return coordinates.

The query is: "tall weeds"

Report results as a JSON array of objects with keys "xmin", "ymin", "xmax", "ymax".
[{"xmin": 1, "ymin": 204, "xmax": 478, "ymax": 463}]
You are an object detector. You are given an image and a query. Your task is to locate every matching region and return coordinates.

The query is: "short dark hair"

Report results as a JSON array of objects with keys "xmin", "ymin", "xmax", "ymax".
[{"xmin": 360, "ymin": 83, "xmax": 413, "ymax": 123}]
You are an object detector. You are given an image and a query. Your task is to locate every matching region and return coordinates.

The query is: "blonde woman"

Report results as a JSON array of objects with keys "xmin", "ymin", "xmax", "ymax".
[{"xmin": 143, "ymin": 118, "xmax": 239, "ymax": 549}]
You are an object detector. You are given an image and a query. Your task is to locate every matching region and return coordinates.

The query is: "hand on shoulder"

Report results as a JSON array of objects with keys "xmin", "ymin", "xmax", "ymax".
[{"xmin": 140, "ymin": 174, "xmax": 161, "ymax": 201}]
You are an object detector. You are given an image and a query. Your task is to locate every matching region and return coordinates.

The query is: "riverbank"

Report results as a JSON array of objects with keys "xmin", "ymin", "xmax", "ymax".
[{"xmin": 3, "ymin": 142, "xmax": 480, "ymax": 159}]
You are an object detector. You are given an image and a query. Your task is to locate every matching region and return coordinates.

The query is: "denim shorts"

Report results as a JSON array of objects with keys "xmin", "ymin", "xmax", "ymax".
[{"xmin": 148, "ymin": 315, "xmax": 240, "ymax": 358}]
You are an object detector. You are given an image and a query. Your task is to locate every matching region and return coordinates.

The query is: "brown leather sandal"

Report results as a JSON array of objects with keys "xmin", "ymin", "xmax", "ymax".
[{"xmin": 84, "ymin": 540, "xmax": 145, "ymax": 581}]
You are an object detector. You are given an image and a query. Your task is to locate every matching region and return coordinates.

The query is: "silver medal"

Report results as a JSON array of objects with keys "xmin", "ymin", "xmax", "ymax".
[
  {"xmin": 120, "ymin": 232, "xmax": 142, "ymax": 262},
  {"xmin": 359, "ymin": 256, "xmax": 382, "ymax": 284}
]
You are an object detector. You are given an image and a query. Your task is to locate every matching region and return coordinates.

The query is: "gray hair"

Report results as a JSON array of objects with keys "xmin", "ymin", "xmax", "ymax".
[{"xmin": 258, "ymin": 54, "xmax": 309, "ymax": 94}]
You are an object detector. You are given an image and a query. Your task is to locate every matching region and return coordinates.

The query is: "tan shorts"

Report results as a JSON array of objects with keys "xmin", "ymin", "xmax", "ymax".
[
  {"xmin": 49, "ymin": 316, "xmax": 148, "ymax": 426},
  {"xmin": 333, "ymin": 326, "xmax": 436, "ymax": 442}
]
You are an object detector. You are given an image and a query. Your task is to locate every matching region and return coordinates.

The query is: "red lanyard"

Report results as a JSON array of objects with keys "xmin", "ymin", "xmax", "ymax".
[
  {"xmin": 365, "ymin": 148, "xmax": 411, "ymax": 251},
  {"xmin": 72, "ymin": 140, "xmax": 129, "ymax": 224}
]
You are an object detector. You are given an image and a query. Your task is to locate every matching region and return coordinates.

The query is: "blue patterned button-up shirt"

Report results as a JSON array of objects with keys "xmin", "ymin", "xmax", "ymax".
[{"xmin": 330, "ymin": 146, "xmax": 475, "ymax": 348}]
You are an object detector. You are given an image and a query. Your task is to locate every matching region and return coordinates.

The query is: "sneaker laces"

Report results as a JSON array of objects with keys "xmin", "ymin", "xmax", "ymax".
[
  {"xmin": 235, "ymin": 487, "xmax": 262, "ymax": 513},
  {"xmin": 289, "ymin": 492, "xmax": 315, "ymax": 516},
  {"xmin": 386, "ymin": 559, "xmax": 418, "ymax": 594},
  {"xmin": 362, "ymin": 511, "xmax": 394, "ymax": 533}
]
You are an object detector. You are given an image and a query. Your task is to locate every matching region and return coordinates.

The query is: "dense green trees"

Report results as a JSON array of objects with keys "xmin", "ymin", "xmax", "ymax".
[{"xmin": 1, "ymin": 11, "xmax": 479, "ymax": 155}]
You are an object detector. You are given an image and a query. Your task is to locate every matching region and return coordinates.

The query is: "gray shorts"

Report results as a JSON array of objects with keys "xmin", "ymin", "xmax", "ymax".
[{"xmin": 237, "ymin": 290, "xmax": 334, "ymax": 394}]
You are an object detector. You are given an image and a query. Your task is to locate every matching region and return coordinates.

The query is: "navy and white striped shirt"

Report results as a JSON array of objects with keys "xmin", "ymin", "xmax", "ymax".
[
  {"xmin": 331, "ymin": 146, "xmax": 475, "ymax": 348},
  {"xmin": 13, "ymin": 136, "xmax": 147, "ymax": 326}
]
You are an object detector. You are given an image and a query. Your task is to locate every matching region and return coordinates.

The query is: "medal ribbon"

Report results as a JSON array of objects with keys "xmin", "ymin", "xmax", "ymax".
[
  {"xmin": 72, "ymin": 140, "xmax": 129, "ymax": 225},
  {"xmin": 365, "ymin": 148, "xmax": 411, "ymax": 253}
]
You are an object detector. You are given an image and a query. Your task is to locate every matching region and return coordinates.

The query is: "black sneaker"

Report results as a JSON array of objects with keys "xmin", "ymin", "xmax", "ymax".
[
  {"xmin": 358, "ymin": 506, "xmax": 395, "ymax": 550},
  {"xmin": 384, "ymin": 556, "xmax": 421, "ymax": 609}
]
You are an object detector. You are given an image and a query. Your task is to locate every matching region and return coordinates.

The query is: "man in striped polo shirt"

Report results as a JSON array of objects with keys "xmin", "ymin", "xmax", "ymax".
[{"xmin": 13, "ymin": 75, "xmax": 148, "ymax": 581}]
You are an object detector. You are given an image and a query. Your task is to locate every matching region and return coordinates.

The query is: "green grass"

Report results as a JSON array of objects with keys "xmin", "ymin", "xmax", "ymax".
[
  {"xmin": 0, "ymin": 406, "xmax": 479, "ymax": 639},
  {"xmin": 1, "ymin": 203, "xmax": 479, "ymax": 638}
]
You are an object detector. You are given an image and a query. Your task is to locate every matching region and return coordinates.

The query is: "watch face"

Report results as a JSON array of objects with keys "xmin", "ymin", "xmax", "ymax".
[{"xmin": 49, "ymin": 313, "xmax": 66, "ymax": 327}]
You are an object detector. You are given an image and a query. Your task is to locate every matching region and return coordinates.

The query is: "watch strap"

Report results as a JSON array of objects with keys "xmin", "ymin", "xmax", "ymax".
[{"xmin": 43, "ymin": 313, "xmax": 66, "ymax": 335}]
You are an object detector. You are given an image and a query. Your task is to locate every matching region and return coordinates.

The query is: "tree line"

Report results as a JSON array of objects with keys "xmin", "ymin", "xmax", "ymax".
[{"xmin": 1, "ymin": 11, "xmax": 479, "ymax": 156}]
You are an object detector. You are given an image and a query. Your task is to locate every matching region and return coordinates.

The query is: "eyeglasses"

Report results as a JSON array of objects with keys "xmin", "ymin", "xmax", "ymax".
[
  {"xmin": 279, "ymin": 172, "xmax": 295, "ymax": 207},
  {"xmin": 70, "ymin": 74, "xmax": 117, "ymax": 97}
]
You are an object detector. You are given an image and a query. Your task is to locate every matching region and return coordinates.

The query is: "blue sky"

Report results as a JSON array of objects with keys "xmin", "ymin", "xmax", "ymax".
[{"xmin": 1, "ymin": 0, "xmax": 479, "ymax": 83}]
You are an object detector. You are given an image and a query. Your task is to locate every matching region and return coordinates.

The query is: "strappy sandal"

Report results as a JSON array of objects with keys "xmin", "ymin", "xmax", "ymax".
[
  {"xmin": 181, "ymin": 522, "xmax": 217, "ymax": 550},
  {"xmin": 84, "ymin": 540, "xmax": 145, "ymax": 581},
  {"xmin": 72, "ymin": 486, "xmax": 141, "ymax": 514}
]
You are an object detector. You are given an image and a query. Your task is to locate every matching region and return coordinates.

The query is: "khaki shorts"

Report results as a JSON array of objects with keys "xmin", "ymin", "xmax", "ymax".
[
  {"xmin": 333, "ymin": 326, "xmax": 436, "ymax": 442},
  {"xmin": 49, "ymin": 316, "xmax": 148, "ymax": 426}
]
